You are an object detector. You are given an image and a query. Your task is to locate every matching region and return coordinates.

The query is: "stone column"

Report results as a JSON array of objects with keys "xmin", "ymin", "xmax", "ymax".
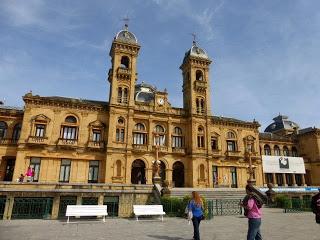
[
  {"xmin": 292, "ymin": 174, "xmax": 297, "ymax": 186},
  {"xmin": 272, "ymin": 173, "xmax": 278, "ymax": 186},
  {"xmin": 282, "ymin": 173, "xmax": 287, "ymax": 186},
  {"xmin": 3, "ymin": 195, "xmax": 14, "ymax": 220},
  {"xmin": 166, "ymin": 169, "xmax": 173, "ymax": 187},
  {"xmin": 146, "ymin": 167, "xmax": 153, "ymax": 184},
  {"xmin": 51, "ymin": 196, "xmax": 60, "ymax": 220}
]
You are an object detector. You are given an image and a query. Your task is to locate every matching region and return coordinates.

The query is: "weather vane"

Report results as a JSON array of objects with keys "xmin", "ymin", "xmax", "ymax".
[
  {"xmin": 190, "ymin": 33, "xmax": 197, "ymax": 45},
  {"xmin": 122, "ymin": 16, "xmax": 130, "ymax": 29}
]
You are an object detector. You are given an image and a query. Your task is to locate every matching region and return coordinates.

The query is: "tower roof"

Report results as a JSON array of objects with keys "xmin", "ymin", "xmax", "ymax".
[
  {"xmin": 115, "ymin": 24, "xmax": 138, "ymax": 44},
  {"xmin": 184, "ymin": 41, "xmax": 209, "ymax": 60},
  {"xmin": 264, "ymin": 115, "xmax": 300, "ymax": 133}
]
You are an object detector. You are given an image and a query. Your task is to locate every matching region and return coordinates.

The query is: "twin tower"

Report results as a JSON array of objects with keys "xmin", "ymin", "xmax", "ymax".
[{"xmin": 107, "ymin": 24, "xmax": 212, "ymax": 116}]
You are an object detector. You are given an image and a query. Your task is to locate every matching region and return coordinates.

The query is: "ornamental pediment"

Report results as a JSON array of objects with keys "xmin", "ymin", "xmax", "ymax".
[
  {"xmin": 89, "ymin": 120, "xmax": 106, "ymax": 128},
  {"xmin": 32, "ymin": 114, "xmax": 51, "ymax": 123}
]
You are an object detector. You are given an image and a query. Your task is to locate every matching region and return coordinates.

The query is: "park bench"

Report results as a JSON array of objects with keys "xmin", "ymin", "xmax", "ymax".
[
  {"xmin": 66, "ymin": 205, "xmax": 108, "ymax": 223},
  {"xmin": 133, "ymin": 205, "xmax": 166, "ymax": 221}
]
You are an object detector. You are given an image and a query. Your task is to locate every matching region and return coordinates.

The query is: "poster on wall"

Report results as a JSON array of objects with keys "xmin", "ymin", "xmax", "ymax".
[{"xmin": 262, "ymin": 156, "xmax": 305, "ymax": 174}]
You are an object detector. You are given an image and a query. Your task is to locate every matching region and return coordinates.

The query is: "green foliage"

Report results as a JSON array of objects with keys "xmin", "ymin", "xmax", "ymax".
[{"xmin": 274, "ymin": 195, "xmax": 291, "ymax": 208}]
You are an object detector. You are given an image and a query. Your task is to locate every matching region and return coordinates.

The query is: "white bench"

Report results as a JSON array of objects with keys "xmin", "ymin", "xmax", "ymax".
[
  {"xmin": 66, "ymin": 205, "xmax": 108, "ymax": 223},
  {"xmin": 133, "ymin": 205, "xmax": 165, "ymax": 221}
]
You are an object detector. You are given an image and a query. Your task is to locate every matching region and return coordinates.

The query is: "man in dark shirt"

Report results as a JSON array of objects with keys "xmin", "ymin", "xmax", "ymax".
[{"xmin": 311, "ymin": 188, "xmax": 320, "ymax": 224}]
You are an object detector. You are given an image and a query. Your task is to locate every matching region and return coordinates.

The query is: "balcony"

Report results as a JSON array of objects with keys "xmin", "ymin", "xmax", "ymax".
[
  {"xmin": 117, "ymin": 67, "xmax": 131, "ymax": 80},
  {"xmin": 211, "ymin": 149, "xmax": 222, "ymax": 157},
  {"xmin": 225, "ymin": 150, "xmax": 242, "ymax": 158},
  {"xmin": 152, "ymin": 145, "xmax": 168, "ymax": 153},
  {"xmin": 87, "ymin": 141, "xmax": 105, "ymax": 149},
  {"xmin": 0, "ymin": 138, "xmax": 18, "ymax": 146},
  {"xmin": 57, "ymin": 138, "xmax": 78, "ymax": 147},
  {"xmin": 27, "ymin": 136, "xmax": 49, "ymax": 145},
  {"xmin": 132, "ymin": 144, "xmax": 148, "ymax": 152},
  {"xmin": 194, "ymin": 81, "xmax": 207, "ymax": 92},
  {"xmin": 172, "ymin": 147, "xmax": 186, "ymax": 154}
]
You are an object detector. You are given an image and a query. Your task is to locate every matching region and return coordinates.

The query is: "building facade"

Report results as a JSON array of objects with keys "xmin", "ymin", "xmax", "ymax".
[{"xmin": 0, "ymin": 25, "xmax": 319, "ymax": 219}]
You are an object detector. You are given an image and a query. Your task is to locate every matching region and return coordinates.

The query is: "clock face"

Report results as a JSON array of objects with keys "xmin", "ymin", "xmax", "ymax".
[{"xmin": 157, "ymin": 98, "xmax": 164, "ymax": 105}]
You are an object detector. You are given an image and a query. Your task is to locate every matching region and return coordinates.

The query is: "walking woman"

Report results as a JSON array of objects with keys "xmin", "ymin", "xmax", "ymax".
[
  {"xmin": 241, "ymin": 184, "xmax": 263, "ymax": 240},
  {"xmin": 187, "ymin": 191, "xmax": 204, "ymax": 240}
]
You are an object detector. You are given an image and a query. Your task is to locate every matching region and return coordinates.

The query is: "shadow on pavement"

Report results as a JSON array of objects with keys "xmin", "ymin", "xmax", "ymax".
[{"xmin": 147, "ymin": 235, "xmax": 189, "ymax": 240}]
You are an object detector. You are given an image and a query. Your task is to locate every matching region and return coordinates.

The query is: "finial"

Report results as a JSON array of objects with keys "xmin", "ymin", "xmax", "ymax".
[
  {"xmin": 191, "ymin": 33, "xmax": 197, "ymax": 46},
  {"xmin": 164, "ymin": 88, "xmax": 167, "ymax": 93},
  {"xmin": 122, "ymin": 16, "xmax": 130, "ymax": 30}
]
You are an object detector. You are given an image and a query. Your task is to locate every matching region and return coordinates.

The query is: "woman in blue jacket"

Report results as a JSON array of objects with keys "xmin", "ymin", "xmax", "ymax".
[{"xmin": 188, "ymin": 191, "xmax": 204, "ymax": 240}]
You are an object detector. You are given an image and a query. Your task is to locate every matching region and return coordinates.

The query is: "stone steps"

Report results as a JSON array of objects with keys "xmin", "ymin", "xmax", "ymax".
[{"xmin": 168, "ymin": 188, "xmax": 246, "ymax": 200}]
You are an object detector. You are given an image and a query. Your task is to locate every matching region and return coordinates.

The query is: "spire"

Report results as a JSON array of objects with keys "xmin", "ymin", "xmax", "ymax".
[{"xmin": 122, "ymin": 16, "xmax": 129, "ymax": 30}]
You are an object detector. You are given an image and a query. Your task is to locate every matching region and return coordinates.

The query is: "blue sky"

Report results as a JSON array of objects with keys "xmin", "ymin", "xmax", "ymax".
[{"xmin": 0, "ymin": 0, "xmax": 319, "ymax": 131}]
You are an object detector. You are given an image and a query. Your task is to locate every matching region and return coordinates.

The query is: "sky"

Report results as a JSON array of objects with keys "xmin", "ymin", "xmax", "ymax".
[{"xmin": 0, "ymin": 0, "xmax": 319, "ymax": 131}]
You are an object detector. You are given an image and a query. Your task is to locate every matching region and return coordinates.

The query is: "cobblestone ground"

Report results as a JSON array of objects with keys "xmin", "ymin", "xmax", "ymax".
[{"xmin": 0, "ymin": 208, "xmax": 319, "ymax": 240}]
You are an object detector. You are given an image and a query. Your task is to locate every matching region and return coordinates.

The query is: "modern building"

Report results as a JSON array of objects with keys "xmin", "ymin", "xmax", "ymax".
[{"xmin": 0, "ymin": 25, "xmax": 319, "ymax": 219}]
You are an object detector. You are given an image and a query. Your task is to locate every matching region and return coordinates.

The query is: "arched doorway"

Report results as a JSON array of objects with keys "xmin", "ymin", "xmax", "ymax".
[
  {"xmin": 159, "ymin": 161, "xmax": 166, "ymax": 183},
  {"xmin": 131, "ymin": 160, "xmax": 146, "ymax": 184},
  {"xmin": 172, "ymin": 161, "xmax": 184, "ymax": 187}
]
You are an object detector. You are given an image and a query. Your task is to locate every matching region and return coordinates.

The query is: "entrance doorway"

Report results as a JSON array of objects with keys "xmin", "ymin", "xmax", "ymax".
[
  {"xmin": 4, "ymin": 158, "xmax": 15, "ymax": 181},
  {"xmin": 172, "ymin": 161, "xmax": 184, "ymax": 187},
  {"xmin": 230, "ymin": 167, "xmax": 237, "ymax": 188},
  {"xmin": 131, "ymin": 160, "xmax": 146, "ymax": 184}
]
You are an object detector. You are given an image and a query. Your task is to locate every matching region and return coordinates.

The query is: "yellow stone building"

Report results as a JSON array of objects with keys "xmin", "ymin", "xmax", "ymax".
[{"xmin": 0, "ymin": 25, "xmax": 319, "ymax": 219}]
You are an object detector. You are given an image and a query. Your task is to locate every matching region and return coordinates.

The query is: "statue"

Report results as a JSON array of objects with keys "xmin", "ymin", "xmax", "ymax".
[
  {"xmin": 265, "ymin": 183, "xmax": 276, "ymax": 204},
  {"xmin": 152, "ymin": 160, "xmax": 161, "ymax": 184}
]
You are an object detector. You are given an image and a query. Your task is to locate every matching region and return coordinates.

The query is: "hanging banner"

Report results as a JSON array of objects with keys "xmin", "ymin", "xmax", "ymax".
[{"xmin": 262, "ymin": 155, "xmax": 305, "ymax": 174}]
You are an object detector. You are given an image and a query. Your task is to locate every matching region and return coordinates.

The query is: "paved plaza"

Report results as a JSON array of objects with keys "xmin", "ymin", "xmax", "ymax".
[{"xmin": 0, "ymin": 208, "xmax": 319, "ymax": 240}]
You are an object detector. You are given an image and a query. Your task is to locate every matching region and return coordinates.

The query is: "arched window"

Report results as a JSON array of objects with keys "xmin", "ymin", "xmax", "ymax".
[
  {"xmin": 12, "ymin": 123, "xmax": 21, "ymax": 142},
  {"xmin": 65, "ymin": 116, "xmax": 77, "ymax": 124},
  {"xmin": 274, "ymin": 145, "xmax": 280, "ymax": 156},
  {"xmin": 133, "ymin": 123, "xmax": 147, "ymax": 145},
  {"xmin": 197, "ymin": 126, "xmax": 205, "ymax": 148},
  {"xmin": 226, "ymin": 131, "xmax": 237, "ymax": 152},
  {"xmin": 211, "ymin": 133, "xmax": 219, "ymax": 151},
  {"xmin": 61, "ymin": 115, "xmax": 78, "ymax": 140},
  {"xmin": 264, "ymin": 144, "xmax": 271, "ymax": 155},
  {"xmin": 292, "ymin": 147, "xmax": 298, "ymax": 157},
  {"xmin": 196, "ymin": 70, "xmax": 203, "ymax": 81},
  {"xmin": 116, "ymin": 117, "xmax": 125, "ymax": 142},
  {"xmin": 283, "ymin": 146, "xmax": 289, "ymax": 156},
  {"xmin": 199, "ymin": 164, "xmax": 205, "ymax": 180},
  {"xmin": 120, "ymin": 56, "xmax": 130, "ymax": 68},
  {"xmin": 116, "ymin": 160, "xmax": 122, "ymax": 177},
  {"xmin": 154, "ymin": 125, "xmax": 165, "ymax": 146},
  {"xmin": 196, "ymin": 97, "xmax": 205, "ymax": 114},
  {"xmin": 0, "ymin": 121, "xmax": 8, "ymax": 139},
  {"xmin": 117, "ymin": 87, "xmax": 128, "ymax": 104}
]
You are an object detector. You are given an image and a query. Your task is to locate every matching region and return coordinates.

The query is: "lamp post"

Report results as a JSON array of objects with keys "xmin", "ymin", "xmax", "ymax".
[
  {"xmin": 153, "ymin": 134, "xmax": 162, "ymax": 184},
  {"xmin": 247, "ymin": 144, "xmax": 256, "ymax": 186}
]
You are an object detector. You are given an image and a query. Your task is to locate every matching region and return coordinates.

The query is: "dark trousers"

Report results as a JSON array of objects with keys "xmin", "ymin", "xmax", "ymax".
[
  {"xmin": 247, "ymin": 218, "xmax": 262, "ymax": 240},
  {"xmin": 192, "ymin": 216, "xmax": 202, "ymax": 240}
]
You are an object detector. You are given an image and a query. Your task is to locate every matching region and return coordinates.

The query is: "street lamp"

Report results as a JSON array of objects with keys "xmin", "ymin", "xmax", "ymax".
[
  {"xmin": 247, "ymin": 143, "xmax": 256, "ymax": 185},
  {"xmin": 153, "ymin": 133, "xmax": 162, "ymax": 184}
]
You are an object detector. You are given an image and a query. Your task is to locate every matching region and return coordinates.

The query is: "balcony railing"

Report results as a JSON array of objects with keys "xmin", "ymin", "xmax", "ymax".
[
  {"xmin": 57, "ymin": 138, "xmax": 78, "ymax": 147},
  {"xmin": 87, "ymin": 141, "xmax": 105, "ymax": 149},
  {"xmin": 0, "ymin": 138, "xmax": 18, "ymax": 145},
  {"xmin": 152, "ymin": 145, "xmax": 168, "ymax": 152},
  {"xmin": 194, "ymin": 81, "xmax": 207, "ymax": 91},
  {"xmin": 132, "ymin": 144, "xmax": 148, "ymax": 152},
  {"xmin": 172, "ymin": 147, "xmax": 186, "ymax": 154},
  {"xmin": 211, "ymin": 149, "xmax": 222, "ymax": 156},
  {"xmin": 117, "ymin": 67, "xmax": 131, "ymax": 80},
  {"xmin": 225, "ymin": 150, "xmax": 242, "ymax": 158},
  {"xmin": 27, "ymin": 136, "xmax": 49, "ymax": 145}
]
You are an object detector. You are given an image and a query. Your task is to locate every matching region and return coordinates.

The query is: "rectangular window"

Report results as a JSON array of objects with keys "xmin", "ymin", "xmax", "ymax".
[
  {"xmin": 227, "ymin": 141, "xmax": 236, "ymax": 151},
  {"xmin": 197, "ymin": 136, "xmax": 204, "ymax": 148},
  {"xmin": 92, "ymin": 130, "xmax": 101, "ymax": 142},
  {"xmin": 276, "ymin": 173, "xmax": 283, "ymax": 186},
  {"xmin": 88, "ymin": 161, "xmax": 99, "ymax": 183},
  {"xmin": 59, "ymin": 159, "xmax": 71, "ymax": 182},
  {"xmin": 172, "ymin": 136, "xmax": 183, "ymax": 148},
  {"xmin": 62, "ymin": 126, "xmax": 77, "ymax": 140},
  {"xmin": 116, "ymin": 128, "xmax": 125, "ymax": 142},
  {"xmin": 133, "ymin": 133, "xmax": 147, "ymax": 145},
  {"xmin": 30, "ymin": 157, "xmax": 41, "ymax": 182},
  {"xmin": 211, "ymin": 137, "xmax": 218, "ymax": 150},
  {"xmin": 35, "ymin": 124, "xmax": 45, "ymax": 137},
  {"xmin": 266, "ymin": 173, "xmax": 273, "ymax": 184}
]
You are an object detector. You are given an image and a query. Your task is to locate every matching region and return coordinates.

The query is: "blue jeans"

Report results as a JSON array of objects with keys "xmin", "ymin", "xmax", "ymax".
[
  {"xmin": 247, "ymin": 218, "xmax": 262, "ymax": 240},
  {"xmin": 192, "ymin": 216, "xmax": 202, "ymax": 240}
]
